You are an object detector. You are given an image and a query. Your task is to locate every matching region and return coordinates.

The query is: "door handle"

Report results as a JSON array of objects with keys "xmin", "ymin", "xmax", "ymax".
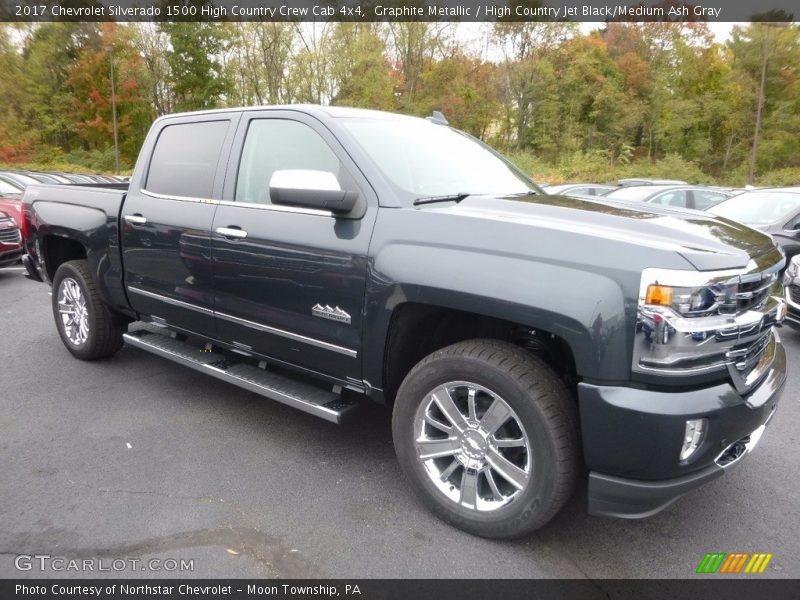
[
  {"xmin": 124, "ymin": 214, "xmax": 147, "ymax": 225},
  {"xmin": 215, "ymin": 226, "xmax": 248, "ymax": 239}
]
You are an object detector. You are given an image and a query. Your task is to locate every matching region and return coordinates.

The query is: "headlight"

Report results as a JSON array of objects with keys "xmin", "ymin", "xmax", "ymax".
[
  {"xmin": 644, "ymin": 281, "xmax": 737, "ymax": 317},
  {"xmin": 786, "ymin": 256, "xmax": 799, "ymax": 280},
  {"xmin": 633, "ymin": 262, "xmax": 785, "ymax": 381}
]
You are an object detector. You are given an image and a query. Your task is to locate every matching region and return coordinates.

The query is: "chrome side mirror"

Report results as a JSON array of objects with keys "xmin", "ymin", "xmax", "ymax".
[{"xmin": 269, "ymin": 169, "xmax": 357, "ymax": 214}]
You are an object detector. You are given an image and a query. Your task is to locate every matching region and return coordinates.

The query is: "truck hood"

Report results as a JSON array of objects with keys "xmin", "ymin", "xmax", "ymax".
[{"xmin": 439, "ymin": 194, "xmax": 780, "ymax": 271}]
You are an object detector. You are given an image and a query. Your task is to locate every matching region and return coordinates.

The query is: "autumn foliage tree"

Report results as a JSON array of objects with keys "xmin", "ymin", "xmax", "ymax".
[{"xmin": 0, "ymin": 20, "xmax": 799, "ymax": 186}]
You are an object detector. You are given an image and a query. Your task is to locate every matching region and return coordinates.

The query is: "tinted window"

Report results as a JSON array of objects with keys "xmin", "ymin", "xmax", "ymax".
[
  {"xmin": 236, "ymin": 119, "xmax": 342, "ymax": 205},
  {"xmin": 693, "ymin": 190, "xmax": 728, "ymax": 210},
  {"xmin": 147, "ymin": 120, "xmax": 229, "ymax": 198},
  {"xmin": 648, "ymin": 190, "xmax": 687, "ymax": 207},
  {"xmin": 567, "ymin": 186, "xmax": 609, "ymax": 196}
]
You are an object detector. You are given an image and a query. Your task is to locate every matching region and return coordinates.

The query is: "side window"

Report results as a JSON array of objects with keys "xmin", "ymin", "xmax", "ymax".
[
  {"xmin": 146, "ymin": 120, "xmax": 229, "ymax": 198},
  {"xmin": 650, "ymin": 191, "xmax": 687, "ymax": 207},
  {"xmin": 235, "ymin": 119, "xmax": 344, "ymax": 205},
  {"xmin": 693, "ymin": 190, "xmax": 727, "ymax": 210}
]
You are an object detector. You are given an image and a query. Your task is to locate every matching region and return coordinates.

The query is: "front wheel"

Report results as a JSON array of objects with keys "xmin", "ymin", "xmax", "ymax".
[
  {"xmin": 392, "ymin": 339, "xmax": 578, "ymax": 539},
  {"xmin": 52, "ymin": 260, "xmax": 126, "ymax": 360}
]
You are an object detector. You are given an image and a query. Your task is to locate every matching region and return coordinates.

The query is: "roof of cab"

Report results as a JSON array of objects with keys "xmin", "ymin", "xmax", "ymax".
[{"xmin": 154, "ymin": 104, "xmax": 423, "ymax": 124}]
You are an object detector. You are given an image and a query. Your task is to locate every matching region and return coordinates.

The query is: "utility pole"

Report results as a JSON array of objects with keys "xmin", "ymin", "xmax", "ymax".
[{"xmin": 107, "ymin": 46, "xmax": 120, "ymax": 176}]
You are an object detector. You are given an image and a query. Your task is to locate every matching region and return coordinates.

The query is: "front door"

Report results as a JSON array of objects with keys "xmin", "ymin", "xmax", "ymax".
[{"xmin": 211, "ymin": 111, "xmax": 377, "ymax": 382}]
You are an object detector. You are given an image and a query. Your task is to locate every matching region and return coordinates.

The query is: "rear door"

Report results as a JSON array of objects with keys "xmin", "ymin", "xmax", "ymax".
[
  {"xmin": 211, "ymin": 110, "xmax": 378, "ymax": 382},
  {"xmin": 121, "ymin": 114, "xmax": 238, "ymax": 335}
]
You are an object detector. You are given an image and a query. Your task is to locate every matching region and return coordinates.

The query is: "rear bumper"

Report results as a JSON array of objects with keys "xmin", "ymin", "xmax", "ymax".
[{"xmin": 581, "ymin": 335, "xmax": 786, "ymax": 519}]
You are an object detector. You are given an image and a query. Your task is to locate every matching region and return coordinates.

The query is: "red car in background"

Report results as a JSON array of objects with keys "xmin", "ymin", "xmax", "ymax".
[
  {"xmin": 0, "ymin": 210, "xmax": 23, "ymax": 267},
  {"xmin": 0, "ymin": 177, "xmax": 23, "ymax": 233}
]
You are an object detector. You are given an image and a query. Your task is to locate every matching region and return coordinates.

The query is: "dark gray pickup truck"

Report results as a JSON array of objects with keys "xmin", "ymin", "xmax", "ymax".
[{"xmin": 21, "ymin": 106, "xmax": 788, "ymax": 538}]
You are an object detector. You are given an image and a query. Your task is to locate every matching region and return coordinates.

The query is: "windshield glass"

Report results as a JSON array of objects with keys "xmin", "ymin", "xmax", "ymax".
[
  {"xmin": 341, "ymin": 118, "xmax": 536, "ymax": 202},
  {"xmin": 708, "ymin": 191, "xmax": 800, "ymax": 225},
  {"xmin": 0, "ymin": 179, "xmax": 22, "ymax": 195},
  {"xmin": 1, "ymin": 172, "xmax": 38, "ymax": 186},
  {"xmin": 603, "ymin": 187, "xmax": 655, "ymax": 201}
]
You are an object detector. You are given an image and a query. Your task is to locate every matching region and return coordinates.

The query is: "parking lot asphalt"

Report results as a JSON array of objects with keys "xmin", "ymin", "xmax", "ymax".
[{"xmin": 1, "ymin": 264, "xmax": 798, "ymax": 579}]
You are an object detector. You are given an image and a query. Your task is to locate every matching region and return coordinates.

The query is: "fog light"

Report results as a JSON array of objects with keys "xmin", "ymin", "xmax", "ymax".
[{"xmin": 680, "ymin": 418, "xmax": 707, "ymax": 461}]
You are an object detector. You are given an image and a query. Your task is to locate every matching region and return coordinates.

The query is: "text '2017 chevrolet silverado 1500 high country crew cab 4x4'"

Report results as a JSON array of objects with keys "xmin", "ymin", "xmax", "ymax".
[{"xmin": 21, "ymin": 106, "xmax": 788, "ymax": 538}]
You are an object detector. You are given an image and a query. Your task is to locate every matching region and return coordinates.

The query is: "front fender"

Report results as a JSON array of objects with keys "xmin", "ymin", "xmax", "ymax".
[{"xmin": 362, "ymin": 242, "xmax": 635, "ymax": 388}]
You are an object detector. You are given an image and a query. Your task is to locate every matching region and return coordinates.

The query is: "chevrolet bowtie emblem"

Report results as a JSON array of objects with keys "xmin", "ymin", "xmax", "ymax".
[{"xmin": 312, "ymin": 304, "xmax": 351, "ymax": 324}]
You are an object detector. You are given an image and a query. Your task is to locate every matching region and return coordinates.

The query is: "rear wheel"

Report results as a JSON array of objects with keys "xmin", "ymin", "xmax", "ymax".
[
  {"xmin": 392, "ymin": 339, "xmax": 578, "ymax": 538},
  {"xmin": 52, "ymin": 260, "xmax": 126, "ymax": 360}
]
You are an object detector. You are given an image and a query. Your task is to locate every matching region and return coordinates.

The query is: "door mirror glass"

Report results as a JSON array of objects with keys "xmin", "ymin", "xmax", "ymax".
[{"xmin": 269, "ymin": 169, "xmax": 357, "ymax": 214}]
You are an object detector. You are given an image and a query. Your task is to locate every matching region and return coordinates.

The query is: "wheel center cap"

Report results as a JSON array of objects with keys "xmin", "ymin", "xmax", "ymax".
[{"xmin": 460, "ymin": 429, "xmax": 487, "ymax": 463}]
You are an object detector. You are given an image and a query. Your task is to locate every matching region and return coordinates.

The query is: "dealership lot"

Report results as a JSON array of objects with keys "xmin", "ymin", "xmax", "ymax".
[{"xmin": 1, "ymin": 264, "xmax": 798, "ymax": 579}]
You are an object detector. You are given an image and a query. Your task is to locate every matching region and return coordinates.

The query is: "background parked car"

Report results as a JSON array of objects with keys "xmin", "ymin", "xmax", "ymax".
[
  {"xmin": 784, "ymin": 254, "xmax": 800, "ymax": 330},
  {"xmin": 0, "ymin": 179, "xmax": 23, "ymax": 234},
  {"xmin": 617, "ymin": 178, "xmax": 687, "ymax": 187},
  {"xmin": 603, "ymin": 185, "xmax": 732, "ymax": 210},
  {"xmin": 0, "ymin": 171, "xmax": 41, "ymax": 189},
  {"xmin": 20, "ymin": 171, "xmax": 67, "ymax": 184},
  {"xmin": 0, "ymin": 210, "xmax": 23, "ymax": 266},
  {"xmin": 545, "ymin": 183, "xmax": 616, "ymax": 196},
  {"xmin": 708, "ymin": 188, "xmax": 800, "ymax": 262},
  {"xmin": 0, "ymin": 176, "xmax": 23, "ymax": 197}
]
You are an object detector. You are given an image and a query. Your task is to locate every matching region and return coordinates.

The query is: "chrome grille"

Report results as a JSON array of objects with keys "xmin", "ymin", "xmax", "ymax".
[
  {"xmin": 735, "ymin": 271, "xmax": 778, "ymax": 313},
  {"xmin": 0, "ymin": 228, "xmax": 21, "ymax": 244},
  {"xmin": 790, "ymin": 285, "xmax": 800, "ymax": 305}
]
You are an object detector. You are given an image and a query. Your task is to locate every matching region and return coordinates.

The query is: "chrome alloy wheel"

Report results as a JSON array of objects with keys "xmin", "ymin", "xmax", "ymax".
[
  {"xmin": 57, "ymin": 277, "xmax": 89, "ymax": 346},
  {"xmin": 413, "ymin": 382, "xmax": 531, "ymax": 512}
]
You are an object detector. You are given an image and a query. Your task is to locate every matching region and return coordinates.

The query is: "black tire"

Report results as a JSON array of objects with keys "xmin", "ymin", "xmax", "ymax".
[
  {"xmin": 51, "ymin": 260, "xmax": 126, "ymax": 360},
  {"xmin": 392, "ymin": 339, "xmax": 578, "ymax": 539}
]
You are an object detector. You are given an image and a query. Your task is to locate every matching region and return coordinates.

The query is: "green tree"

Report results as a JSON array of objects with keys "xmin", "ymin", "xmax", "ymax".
[
  {"xmin": 22, "ymin": 23, "xmax": 100, "ymax": 153},
  {"xmin": 161, "ymin": 21, "xmax": 231, "ymax": 111},
  {"xmin": 329, "ymin": 23, "xmax": 395, "ymax": 110}
]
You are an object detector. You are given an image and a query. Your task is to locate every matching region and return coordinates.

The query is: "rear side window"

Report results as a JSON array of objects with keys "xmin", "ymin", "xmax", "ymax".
[
  {"xmin": 649, "ymin": 191, "xmax": 687, "ymax": 208},
  {"xmin": 693, "ymin": 190, "xmax": 728, "ymax": 210},
  {"xmin": 146, "ymin": 120, "xmax": 229, "ymax": 198}
]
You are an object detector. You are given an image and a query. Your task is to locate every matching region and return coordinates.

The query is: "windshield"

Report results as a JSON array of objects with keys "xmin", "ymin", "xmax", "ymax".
[
  {"xmin": 0, "ymin": 179, "xmax": 22, "ymax": 195},
  {"xmin": 603, "ymin": 187, "xmax": 655, "ymax": 201},
  {"xmin": 1, "ymin": 172, "xmax": 38, "ymax": 187},
  {"xmin": 708, "ymin": 191, "xmax": 800, "ymax": 226},
  {"xmin": 341, "ymin": 118, "xmax": 536, "ymax": 202}
]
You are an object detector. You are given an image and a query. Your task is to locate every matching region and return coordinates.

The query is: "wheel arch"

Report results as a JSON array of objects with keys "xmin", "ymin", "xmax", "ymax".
[{"xmin": 370, "ymin": 297, "xmax": 588, "ymax": 406}]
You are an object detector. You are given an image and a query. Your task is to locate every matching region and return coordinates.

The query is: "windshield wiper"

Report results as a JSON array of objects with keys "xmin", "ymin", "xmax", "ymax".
[{"xmin": 413, "ymin": 193, "xmax": 471, "ymax": 206}]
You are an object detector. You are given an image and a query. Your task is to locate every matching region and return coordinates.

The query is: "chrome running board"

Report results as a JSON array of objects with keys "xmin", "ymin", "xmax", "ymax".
[{"xmin": 123, "ymin": 329, "xmax": 358, "ymax": 424}]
